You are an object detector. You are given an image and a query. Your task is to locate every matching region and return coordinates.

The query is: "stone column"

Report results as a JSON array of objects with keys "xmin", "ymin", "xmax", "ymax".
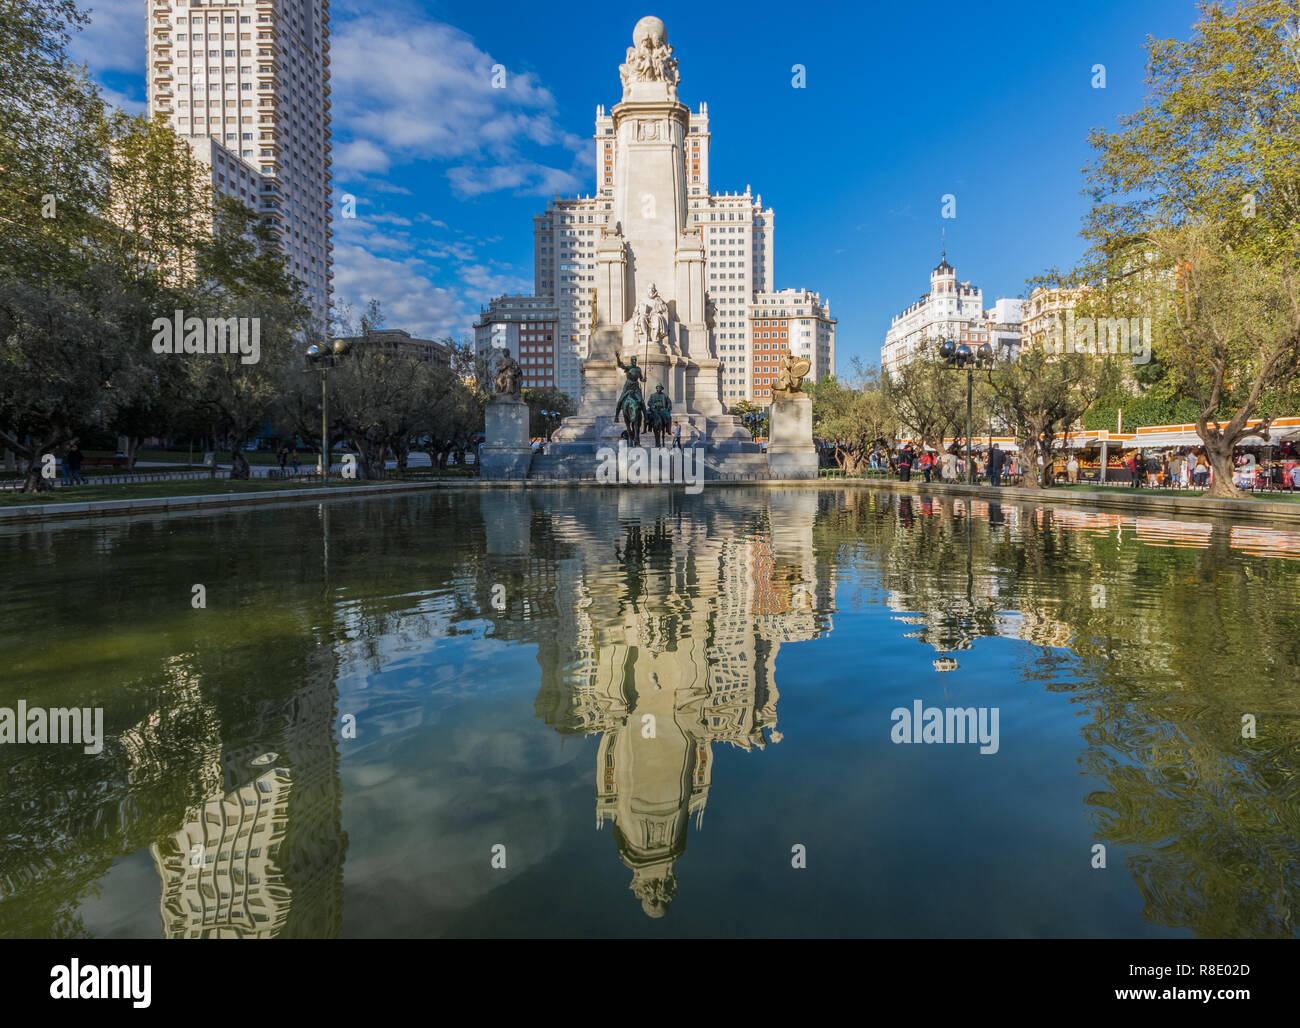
[
  {"xmin": 766, "ymin": 392, "xmax": 818, "ymax": 479},
  {"xmin": 480, "ymin": 394, "xmax": 533, "ymax": 479}
]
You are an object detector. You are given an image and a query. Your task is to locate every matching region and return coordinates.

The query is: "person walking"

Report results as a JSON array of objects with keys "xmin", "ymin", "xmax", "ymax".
[
  {"xmin": 1067, "ymin": 454, "xmax": 1079, "ymax": 484},
  {"xmin": 290, "ymin": 448, "xmax": 300, "ymax": 475},
  {"xmin": 277, "ymin": 445, "xmax": 289, "ymax": 476},
  {"xmin": 63, "ymin": 442, "xmax": 84, "ymax": 486},
  {"xmin": 940, "ymin": 447, "xmax": 959, "ymax": 482},
  {"xmin": 1194, "ymin": 452, "xmax": 1210, "ymax": 488},
  {"xmin": 988, "ymin": 443, "xmax": 1004, "ymax": 487},
  {"xmin": 897, "ymin": 445, "xmax": 914, "ymax": 483},
  {"xmin": 1124, "ymin": 452, "xmax": 1137, "ymax": 488},
  {"xmin": 672, "ymin": 421, "xmax": 682, "ymax": 450},
  {"xmin": 919, "ymin": 450, "xmax": 934, "ymax": 483}
]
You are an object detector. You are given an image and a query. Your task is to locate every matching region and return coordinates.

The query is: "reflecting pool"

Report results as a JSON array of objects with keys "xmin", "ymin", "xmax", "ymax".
[{"xmin": 1, "ymin": 488, "xmax": 1298, "ymax": 937}]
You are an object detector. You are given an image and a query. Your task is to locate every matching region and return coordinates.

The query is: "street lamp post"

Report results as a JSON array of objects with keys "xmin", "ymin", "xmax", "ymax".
[
  {"xmin": 938, "ymin": 339, "xmax": 994, "ymax": 485},
  {"xmin": 305, "ymin": 338, "xmax": 352, "ymax": 488}
]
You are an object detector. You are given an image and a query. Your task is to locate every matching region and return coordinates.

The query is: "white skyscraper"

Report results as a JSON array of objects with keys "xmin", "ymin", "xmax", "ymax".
[{"xmin": 146, "ymin": 0, "xmax": 333, "ymax": 331}]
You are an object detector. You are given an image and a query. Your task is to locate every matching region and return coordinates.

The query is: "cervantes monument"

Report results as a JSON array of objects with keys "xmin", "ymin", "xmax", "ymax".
[{"xmin": 547, "ymin": 16, "xmax": 760, "ymax": 460}]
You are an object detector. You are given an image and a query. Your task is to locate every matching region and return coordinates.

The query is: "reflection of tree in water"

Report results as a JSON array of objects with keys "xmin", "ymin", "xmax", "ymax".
[{"xmin": 815, "ymin": 487, "xmax": 1300, "ymax": 936}]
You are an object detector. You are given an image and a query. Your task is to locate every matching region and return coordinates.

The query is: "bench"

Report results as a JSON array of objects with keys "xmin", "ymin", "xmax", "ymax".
[{"xmin": 80, "ymin": 456, "xmax": 129, "ymax": 469}]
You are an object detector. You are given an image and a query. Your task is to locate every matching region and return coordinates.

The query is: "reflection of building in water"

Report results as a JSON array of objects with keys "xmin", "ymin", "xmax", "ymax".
[
  {"xmin": 144, "ymin": 680, "xmax": 346, "ymax": 939},
  {"xmin": 534, "ymin": 491, "xmax": 832, "ymax": 917}
]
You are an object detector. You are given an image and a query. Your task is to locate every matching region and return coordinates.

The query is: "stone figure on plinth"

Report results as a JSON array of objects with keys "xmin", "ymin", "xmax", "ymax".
[
  {"xmin": 619, "ymin": 16, "xmax": 679, "ymax": 102},
  {"xmin": 767, "ymin": 349, "xmax": 817, "ymax": 479},
  {"xmin": 773, "ymin": 349, "xmax": 811, "ymax": 396},
  {"xmin": 648, "ymin": 284, "xmax": 670, "ymax": 345},
  {"xmin": 634, "ymin": 284, "xmax": 670, "ymax": 353},
  {"xmin": 493, "ymin": 349, "xmax": 523, "ymax": 396}
]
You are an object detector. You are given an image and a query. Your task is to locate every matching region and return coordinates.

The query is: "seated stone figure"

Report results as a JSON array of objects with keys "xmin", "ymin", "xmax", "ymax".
[{"xmin": 493, "ymin": 350, "xmax": 523, "ymax": 396}]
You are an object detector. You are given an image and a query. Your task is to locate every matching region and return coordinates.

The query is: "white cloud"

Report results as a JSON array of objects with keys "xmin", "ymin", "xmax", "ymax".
[
  {"xmin": 446, "ymin": 161, "xmax": 582, "ymax": 199},
  {"xmin": 70, "ymin": 0, "xmax": 146, "ymax": 75},
  {"xmin": 330, "ymin": 12, "xmax": 583, "ymax": 192},
  {"xmin": 98, "ymin": 84, "xmax": 147, "ymax": 117},
  {"xmin": 332, "ymin": 244, "xmax": 472, "ymax": 340}
]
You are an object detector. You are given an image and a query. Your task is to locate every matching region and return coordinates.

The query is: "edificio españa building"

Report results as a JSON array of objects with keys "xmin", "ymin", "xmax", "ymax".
[
  {"xmin": 477, "ymin": 16, "xmax": 834, "ymax": 407},
  {"xmin": 146, "ymin": 0, "xmax": 333, "ymax": 333}
]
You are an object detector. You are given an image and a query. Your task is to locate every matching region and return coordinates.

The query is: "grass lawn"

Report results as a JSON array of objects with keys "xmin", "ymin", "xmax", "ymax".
[{"xmin": 0, "ymin": 478, "xmax": 393, "ymax": 508}]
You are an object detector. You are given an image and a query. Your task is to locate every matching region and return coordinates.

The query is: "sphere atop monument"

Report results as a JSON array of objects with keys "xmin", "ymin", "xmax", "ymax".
[{"xmin": 633, "ymin": 16, "xmax": 666, "ymax": 48}]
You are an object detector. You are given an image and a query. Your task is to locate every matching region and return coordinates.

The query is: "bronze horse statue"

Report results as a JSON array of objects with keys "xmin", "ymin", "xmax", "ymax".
[{"xmin": 618, "ymin": 390, "xmax": 644, "ymax": 448}]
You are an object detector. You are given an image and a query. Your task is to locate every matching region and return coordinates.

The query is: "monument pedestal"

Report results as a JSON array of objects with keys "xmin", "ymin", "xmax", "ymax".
[
  {"xmin": 481, "ymin": 395, "xmax": 533, "ymax": 479},
  {"xmin": 766, "ymin": 393, "xmax": 818, "ymax": 479}
]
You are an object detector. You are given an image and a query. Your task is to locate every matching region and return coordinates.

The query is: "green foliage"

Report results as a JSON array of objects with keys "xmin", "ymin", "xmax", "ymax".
[
  {"xmin": 985, "ymin": 350, "xmax": 1115, "ymax": 487},
  {"xmin": 811, "ymin": 368, "xmax": 894, "ymax": 472},
  {"xmin": 883, "ymin": 356, "xmax": 990, "ymax": 451},
  {"xmin": 1082, "ymin": 391, "xmax": 1202, "ymax": 431},
  {"xmin": 1080, "ymin": 0, "xmax": 1300, "ymax": 494},
  {"xmin": 522, "ymin": 386, "xmax": 575, "ymax": 437}
]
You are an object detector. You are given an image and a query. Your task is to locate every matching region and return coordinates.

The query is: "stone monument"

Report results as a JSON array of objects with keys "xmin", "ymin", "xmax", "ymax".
[
  {"xmin": 766, "ymin": 350, "xmax": 818, "ymax": 479},
  {"xmin": 481, "ymin": 349, "xmax": 533, "ymax": 479},
  {"xmin": 548, "ymin": 16, "xmax": 757, "ymax": 459}
]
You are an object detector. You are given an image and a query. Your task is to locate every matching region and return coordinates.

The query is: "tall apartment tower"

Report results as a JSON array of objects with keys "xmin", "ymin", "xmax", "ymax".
[{"xmin": 146, "ymin": 0, "xmax": 333, "ymax": 331}]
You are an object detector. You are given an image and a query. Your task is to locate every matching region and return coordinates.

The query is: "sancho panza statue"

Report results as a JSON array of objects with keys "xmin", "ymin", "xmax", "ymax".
[{"xmin": 493, "ymin": 349, "xmax": 523, "ymax": 396}]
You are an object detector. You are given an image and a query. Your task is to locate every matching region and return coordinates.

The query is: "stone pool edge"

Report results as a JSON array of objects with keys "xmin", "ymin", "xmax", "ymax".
[{"xmin": 3, "ymin": 476, "xmax": 1297, "ymax": 526}]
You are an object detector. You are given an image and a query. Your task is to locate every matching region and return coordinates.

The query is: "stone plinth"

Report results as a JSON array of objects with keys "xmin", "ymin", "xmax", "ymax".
[
  {"xmin": 766, "ymin": 392, "xmax": 817, "ymax": 479},
  {"xmin": 481, "ymin": 394, "xmax": 532, "ymax": 479}
]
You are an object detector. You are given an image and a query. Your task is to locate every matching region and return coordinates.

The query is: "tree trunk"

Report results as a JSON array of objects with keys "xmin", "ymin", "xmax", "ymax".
[
  {"xmin": 126, "ymin": 436, "xmax": 140, "ymax": 469},
  {"xmin": 1202, "ymin": 436, "xmax": 1243, "ymax": 498},
  {"xmin": 229, "ymin": 440, "xmax": 251, "ymax": 480},
  {"xmin": 21, "ymin": 455, "xmax": 54, "ymax": 493},
  {"xmin": 1017, "ymin": 440, "xmax": 1045, "ymax": 489}
]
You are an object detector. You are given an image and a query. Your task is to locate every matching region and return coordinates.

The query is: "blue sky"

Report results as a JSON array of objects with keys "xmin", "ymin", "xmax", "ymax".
[{"xmin": 77, "ymin": 0, "xmax": 1203, "ymax": 370}]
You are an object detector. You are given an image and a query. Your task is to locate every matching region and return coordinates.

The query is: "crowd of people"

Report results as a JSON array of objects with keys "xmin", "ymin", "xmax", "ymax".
[
  {"xmin": 873, "ymin": 440, "xmax": 1300, "ymax": 492},
  {"xmin": 884, "ymin": 443, "xmax": 1024, "ymax": 486}
]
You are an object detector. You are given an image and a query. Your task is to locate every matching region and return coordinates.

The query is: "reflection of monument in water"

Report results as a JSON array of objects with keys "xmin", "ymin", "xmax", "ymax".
[
  {"xmin": 531, "ymin": 491, "xmax": 833, "ymax": 916},
  {"xmin": 127, "ymin": 672, "xmax": 347, "ymax": 939}
]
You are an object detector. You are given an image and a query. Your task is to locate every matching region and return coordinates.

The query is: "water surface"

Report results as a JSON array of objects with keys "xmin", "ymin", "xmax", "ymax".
[{"xmin": 1, "ymin": 488, "xmax": 1298, "ymax": 938}]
